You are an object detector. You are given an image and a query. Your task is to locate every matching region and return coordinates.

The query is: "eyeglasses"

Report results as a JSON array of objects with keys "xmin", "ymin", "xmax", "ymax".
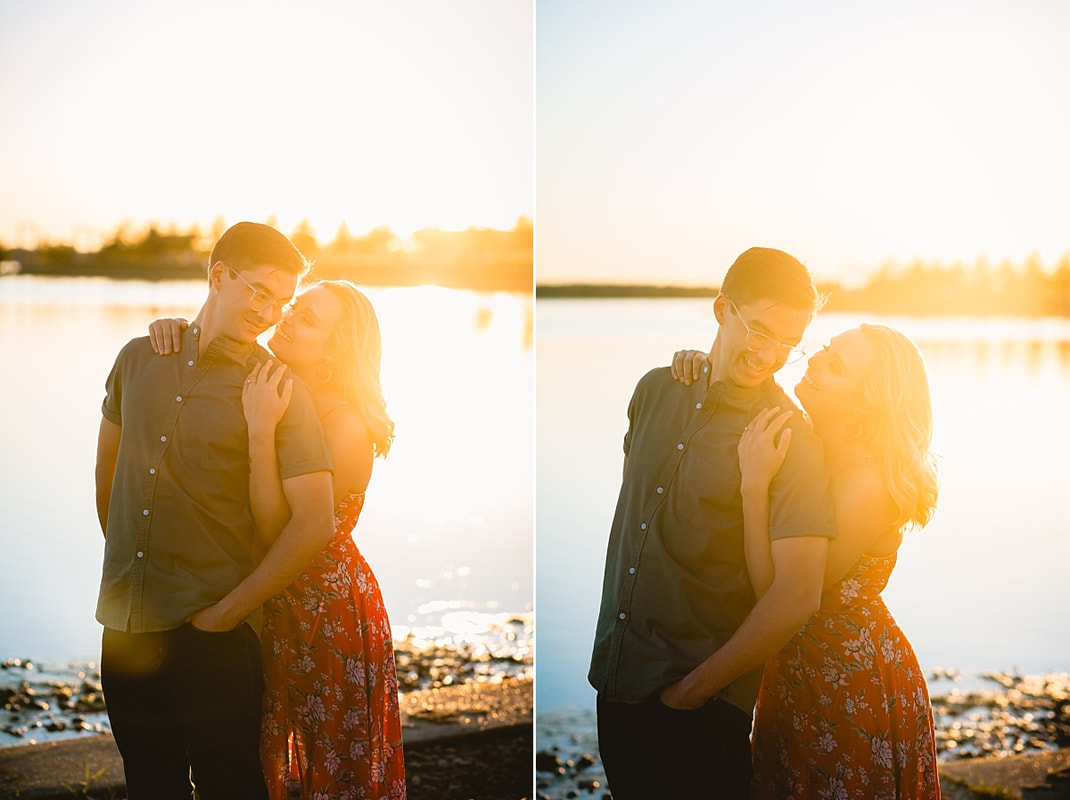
[
  {"xmin": 227, "ymin": 267, "xmax": 292, "ymax": 314},
  {"xmin": 728, "ymin": 299, "xmax": 806, "ymax": 364}
]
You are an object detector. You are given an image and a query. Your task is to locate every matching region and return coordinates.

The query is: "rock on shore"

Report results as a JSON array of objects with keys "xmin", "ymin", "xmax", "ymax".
[{"xmin": 0, "ymin": 678, "xmax": 534, "ymax": 800}]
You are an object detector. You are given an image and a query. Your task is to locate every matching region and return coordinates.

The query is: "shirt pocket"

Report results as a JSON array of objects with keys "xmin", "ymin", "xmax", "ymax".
[
  {"xmin": 172, "ymin": 395, "xmax": 248, "ymax": 473},
  {"xmin": 672, "ymin": 449, "xmax": 742, "ymax": 533},
  {"xmin": 669, "ymin": 451, "xmax": 747, "ymax": 567}
]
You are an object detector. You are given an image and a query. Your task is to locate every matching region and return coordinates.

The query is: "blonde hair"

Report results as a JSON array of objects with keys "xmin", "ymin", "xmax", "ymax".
[
  {"xmin": 318, "ymin": 280, "xmax": 394, "ymax": 458},
  {"xmin": 857, "ymin": 324, "xmax": 938, "ymax": 532}
]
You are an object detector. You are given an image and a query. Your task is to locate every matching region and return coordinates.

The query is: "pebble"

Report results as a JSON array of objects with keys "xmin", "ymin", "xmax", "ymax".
[
  {"xmin": 0, "ymin": 627, "xmax": 533, "ymax": 749},
  {"xmin": 535, "ymin": 670, "xmax": 1070, "ymax": 800}
]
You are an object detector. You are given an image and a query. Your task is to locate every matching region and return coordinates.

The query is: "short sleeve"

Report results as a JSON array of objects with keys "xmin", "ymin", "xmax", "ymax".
[
  {"xmin": 623, "ymin": 367, "xmax": 661, "ymax": 457},
  {"xmin": 767, "ymin": 420, "xmax": 836, "ymax": 541},
  {"xmin": 101, "ymin": 342, "xmax": 132, "ymax": 425},
  {"xmin": 274, "ymin": 377, "xmax": 334, "ymax": 479},
  {"xmin": 624, "ymin": 383, "xmax": 640, "ymax": 456}
]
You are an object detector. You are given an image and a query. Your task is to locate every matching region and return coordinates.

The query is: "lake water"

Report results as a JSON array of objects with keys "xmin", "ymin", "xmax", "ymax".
[
  {"xmin": 536, "ymin": 298, "xmax": 1070, "ymax": 713},
  {"xmin": 0, "ymin": 276, "xmax": 533, "ymax": 665}
]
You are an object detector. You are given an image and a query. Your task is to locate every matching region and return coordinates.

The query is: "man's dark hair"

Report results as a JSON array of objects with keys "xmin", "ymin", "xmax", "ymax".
[
  {"xmin": 209, "ymin": 222, "xmax": 310, "ymax": 277},
  {"xmin": 720, "ymin": 247, "xmax": 826, "ymax": 313}
]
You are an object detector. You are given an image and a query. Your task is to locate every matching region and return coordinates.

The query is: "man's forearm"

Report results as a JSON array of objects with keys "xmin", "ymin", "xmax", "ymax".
[
  {"xmin": 204, "ymin": 470, "xmax": 334, "ymax": 628},
  {"xmin": 673, "ymin": 576, "xmax": 819, "ymax": 706},
  {"xmin": 209, "ymin": 507, "xmax": 334, "ymax": 627},
  {"xmin": 94, "ymin": 484, "xmax": 111, "ymax": 537},
  {"xmin": 668, "ymin": 536, "xmax": 827, "ymax": 707},
  {"xmin": 95, "ymin": 418, "xmax": 120, "ymax": 537}
]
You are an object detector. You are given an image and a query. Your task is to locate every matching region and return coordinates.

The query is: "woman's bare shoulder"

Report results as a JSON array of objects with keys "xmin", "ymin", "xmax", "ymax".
[
  {"xmin": 832, "ymin": 460, "xmax": 900, "ymax": 547},
  {"xmin": 322, "ymin": 404, "xmax": 373, "ymax": 450}
]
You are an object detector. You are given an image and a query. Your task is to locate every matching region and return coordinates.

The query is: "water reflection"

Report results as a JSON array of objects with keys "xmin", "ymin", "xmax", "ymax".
[
  {"xmin": 919, "ymin": 337, "xmax": 1070, "ymax": 375},
  {"xmin": 0, "ymin": 277, "xmax": 533, "ymax": 661},
  {"xmin": 536, "ymin": 299, "xmax": 1070, "ymax": 713}
]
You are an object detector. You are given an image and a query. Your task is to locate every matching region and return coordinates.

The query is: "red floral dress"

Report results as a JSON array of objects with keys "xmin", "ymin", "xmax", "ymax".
[
  {"xmin": 260, "ymin": 491, "xmax": 406, "ymax": 800},
  {"xmin": 751, "ymin": 553, "xmax": 940, "ymax": 800}
]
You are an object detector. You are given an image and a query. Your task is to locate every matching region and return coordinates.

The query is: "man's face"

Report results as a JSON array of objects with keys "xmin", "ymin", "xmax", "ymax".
[
  {"xmin": 215, "ymin": 262, "xmax": 298, "ymax": 344},
  {"xmin": 713, "ymin": 295, "xmax": 811, "ymax": 388}
]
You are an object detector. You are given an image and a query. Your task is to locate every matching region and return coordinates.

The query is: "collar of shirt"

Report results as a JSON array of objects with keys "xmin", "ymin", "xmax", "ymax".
[
  {"xmin": 184, "ymin": 324, "xmax": 259, "ymax": 364},
  {"xmin": 704, "ymin": 376, "xmax": 771, "ymax": 410}
]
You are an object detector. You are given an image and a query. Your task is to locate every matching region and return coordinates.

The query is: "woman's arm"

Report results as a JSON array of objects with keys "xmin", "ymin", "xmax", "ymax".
[
  {"xmin": 737, "ymin": 408, "xmax": 793, "ymax": 598},
  {"xmin": 737, "ymin": 412, "xmax": 900, "ymax": 592},
  {"xmin": 243, "ymin": 360, "xmax": 295, "ymax": 548},
  {"xmin": 741, "ymin": 485, "xmax": 775, "ymax": 598}
]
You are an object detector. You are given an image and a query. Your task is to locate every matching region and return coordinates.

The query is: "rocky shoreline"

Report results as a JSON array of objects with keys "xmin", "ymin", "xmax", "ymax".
[
  {"xmin": 0, "ymin": 615, "xmax": 533, "ymax": 748},
  {"xmin": 535, "ymin": 670, "xmax": 1070, "ymax": 800},
  {"xmin": 931, "ymin": 670, "xmax": 1070, "ymax": 759},
  {"xmin": 0, "ymin": 678, "xmax": 534, "ymax": 800}
]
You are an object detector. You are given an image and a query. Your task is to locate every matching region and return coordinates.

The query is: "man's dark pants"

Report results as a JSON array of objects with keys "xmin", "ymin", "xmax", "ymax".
[
  {"xmin": 101, "ymin": 623, "xmax": 268, "ymax": 800},
  {"xmin": 597, "ymin": 693, "xmax": 753, "ymax": 799}
]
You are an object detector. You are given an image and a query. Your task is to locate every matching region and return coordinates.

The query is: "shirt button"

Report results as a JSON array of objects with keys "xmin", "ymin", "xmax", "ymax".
[
  {"xmin": 175, "ymin": 396, "xmax": 182, "ymax": 402},
  {"xmin": 136, "ymin": 551, "xmax": 144, "ymax": 558},
  {"xmin": 640, "ymin": 522, "xmax": 647, "ymax": 530},
  {"xmin": 656, "ymin": 486, "xmax": 664, "ymax": 494},
  {"xmin": 629, "ymin": 567, "xmax": 636, "ymax": 574},
  {"xmin": 187, "ymin": 360, "xmax": 195, "ymax": 366},
  {"xmin": 619, "ymin": 612, "xmax": 626, "ymax": 620},
  {"xmin": 702, "ymin": 365, "xmax": 708, "ymax": 373},
  {"xmin": 149, "ymin": 468, "xmax": 156, "ymax": 475},
  {"xmin": 677, "ymin": 443, "xmax": 684, "ymax": 450},
  {"xmin": 142, "ymin": 509, "xmax": 149, "ymax": 516},
  {"xmin": 191, "ymin": 326, "xmax": 199, "ymax": 334},
  {"xmin": 696, "ymin": 402, "xmax": 702, "ymax": 409},
  {"xmin": 160, "ymin": 435, "xmax": 167, "ymax": 442}
]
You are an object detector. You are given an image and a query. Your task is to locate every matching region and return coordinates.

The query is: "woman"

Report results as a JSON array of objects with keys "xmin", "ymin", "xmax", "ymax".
[
  {"xmin": 150, "ymin": 280, "xmax": 406, "ymax": 800},
  {"xmin": 672, "ymin": 324, "xmax": 940, "ymax": 798}
]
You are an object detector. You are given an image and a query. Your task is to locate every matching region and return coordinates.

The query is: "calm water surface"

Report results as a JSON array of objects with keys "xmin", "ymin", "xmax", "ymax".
[
  {"xmin": 536, "ymin": 298, "xmax": 1070, "ymax": 712},
  {"xmin": 0, "ymin": 276, "xmax": 533, "ymax": 663}
]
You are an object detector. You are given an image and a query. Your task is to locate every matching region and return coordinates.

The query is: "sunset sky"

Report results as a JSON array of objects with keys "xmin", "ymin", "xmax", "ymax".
[
  {"xmin": 0, "ymin": 0, "xmax": 532, "ymax": 250},
  {"xmin": 537, "ymin": 0, "xmax": 1070, "ymax": 285}
]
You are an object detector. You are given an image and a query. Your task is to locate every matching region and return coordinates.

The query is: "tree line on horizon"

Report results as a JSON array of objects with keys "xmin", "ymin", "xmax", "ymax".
[
  {"xmin": 0, "ymin": 216, "xmax": 533, "ymax": 293},
  {"xmin": 537, "ymin": 252, "xmax": 1070, "ymax": 317}
]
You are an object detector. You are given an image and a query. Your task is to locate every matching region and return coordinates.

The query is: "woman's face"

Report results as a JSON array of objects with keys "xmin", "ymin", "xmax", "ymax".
[
  {"xmin": 268, "ymin": 285, "xmax": 344, "ymax": 371},
  {"xmin": 794, "ymin": 327, "xmax": 877, "ymax": 419}
]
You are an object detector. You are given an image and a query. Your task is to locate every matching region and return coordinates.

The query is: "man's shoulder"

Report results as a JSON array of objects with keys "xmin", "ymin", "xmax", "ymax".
[
  {"xmin": 633, "ymin": 364, "xmax": 676, "ymax": 395},
  {"xmin": 630, "ymin": 365, "xmax": 692, "ymax": 414},
  {"xmin": 111, "ymin": 335, "xmax": 154, "ymax": 366},
  {"xmin": 627, "ymin": 366, "xmax": 696, "ymax": 438}
]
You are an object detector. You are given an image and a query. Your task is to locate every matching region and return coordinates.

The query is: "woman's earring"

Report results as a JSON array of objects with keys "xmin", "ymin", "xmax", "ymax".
[{"xmin": 315, "ymin": 361, "xmax": 333, "ymax": 384}]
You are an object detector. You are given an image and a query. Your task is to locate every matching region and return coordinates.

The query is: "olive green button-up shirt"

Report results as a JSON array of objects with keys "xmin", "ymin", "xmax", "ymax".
[
  {"xmin": 588, "ymin": 366, "xmax": 835, "ymax": 713},
  {"xmin": 96, "ymin": 325, "xmax": 332, "ymax": 634}
]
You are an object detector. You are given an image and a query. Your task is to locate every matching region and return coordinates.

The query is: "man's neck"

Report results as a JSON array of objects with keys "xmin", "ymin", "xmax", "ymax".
[
  {"xmin": 705, "ymin": 337, "xmax": 736, "ymax": 389},
  {"xmin": 190, "ymin": 310, "xmax": 216, "ymax": 358}
]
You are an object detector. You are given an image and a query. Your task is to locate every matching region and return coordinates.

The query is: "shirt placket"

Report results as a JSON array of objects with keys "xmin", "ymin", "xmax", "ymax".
[
  {"xmin": 127, "ymin": 326, "xmax": 212, "ymax": 632},
  {"xmin": 607, "ymin": 382, "xmax": 724, "ymax": 690}
]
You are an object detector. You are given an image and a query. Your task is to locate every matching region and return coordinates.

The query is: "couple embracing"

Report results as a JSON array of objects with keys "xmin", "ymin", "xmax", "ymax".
[
  {"xmin": 94, "ymin": 222, "xmax": 405, "ymax": 799},
  {"xmin": 590, "ymin": 247, "xmax": 941, "ymax": 798}
]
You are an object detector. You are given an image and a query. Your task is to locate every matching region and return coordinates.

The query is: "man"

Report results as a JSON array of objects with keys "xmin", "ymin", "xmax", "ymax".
[
  {"xmin": 588, "ymin": 247, "xmax": 836, "ymax": 798},
  {"xmin": 94, "ymin": 222, "xmax": 335, "ymax": 799}
]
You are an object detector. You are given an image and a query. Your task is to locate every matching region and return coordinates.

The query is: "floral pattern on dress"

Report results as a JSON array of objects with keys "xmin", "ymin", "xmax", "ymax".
[
  {"xmin": 751, "ymin": 553, "xmax": 940, "ymax": 800},
  {"xmin": 261, "ymin": 491, "xmax": 406, "ymax": 800}
]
